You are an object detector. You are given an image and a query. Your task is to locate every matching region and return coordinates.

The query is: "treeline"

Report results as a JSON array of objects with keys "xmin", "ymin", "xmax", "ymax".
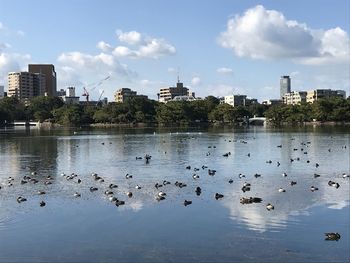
[{"xmin": 0, "ymin": 96, "xmax": 349, "ymax": 126}]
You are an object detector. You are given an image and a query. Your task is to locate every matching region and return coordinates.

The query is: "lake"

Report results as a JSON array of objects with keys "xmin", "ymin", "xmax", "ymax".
[{"xmin": 0, "ymin": 126, "xmax": 349, "ymax": 263}]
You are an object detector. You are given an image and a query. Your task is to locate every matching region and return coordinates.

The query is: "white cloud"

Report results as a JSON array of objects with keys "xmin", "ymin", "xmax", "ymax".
[
  {"xmin": 0, "ymin": 22, "xmax": 3, "ymax": 30},
  {"xmin": 167, "ymin": 67, "xmax": 177, "ymax": 73},
  {"xmin": 217, "ymin": 67, "xmax": 234, "ymax": 75},
  {"xmin": 117, "ymin": 30, "xmax": 142, "ymax": 45},
  {"xmin": 218, "ymin": 5, "xmax": 350, "ymax": 65},
  {"xmin": 0, "ymin": 42, "xmax": 11, "ymax": 52},
  {"xmin": 0, "ymin": 52, "xmax": 31, "ymax": 84},
  {"xmin": 99, "ymin": 30, "xmax": 176, "ymax": 59},
  {"xmin": 191, "ymin": 76, "xmax": 201, "ymax": 86},
  {"xmin": 96, "ymin": 41, "xmax": 113, "ymax": 52},
  {"xmin": 16, "ymin": 30, "xmax": 25, "ymax": 37}
]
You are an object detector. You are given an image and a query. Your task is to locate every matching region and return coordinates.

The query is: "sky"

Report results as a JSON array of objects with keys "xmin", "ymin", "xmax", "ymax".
[{"xmin": 0, "ymin": 0, "xmax": 349, "ymax": 102}]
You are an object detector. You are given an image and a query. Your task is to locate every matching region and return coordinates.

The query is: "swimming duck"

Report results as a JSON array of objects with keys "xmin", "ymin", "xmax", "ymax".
[
  {"xmin": 104, "ymin": 190, "xmax": 113, "ymax": 196},
  {"xmin": 21, "ymin": 180, "xmax": 28, "ymax": 185},
  {"xmin": 17, "ymin": 196, "xmax": 27, "ymax": 203},
  {"xmin": 202, "ymin": 165, "xmax": 208, "ymax": 169},
  {"xmin": 184, "ymin": 200, "xmax": 192, "ymax": 206},
  {"xmin": 278, "ymin": 188, "xmax": 286, "ymax": 193},
  {"xmin": 342, "ymin": 173, "xmax": 349, "ymax": 178},
  {"xmin": 127, "ymin": 192, "xmax": 133, "ymax": 198},
  {"xmin": 109, "ymin": 183, "xmax": 118, "ymax": 189},
  {"xmin": 215, "ymin": 193, "xmax": 224, "ymax": 200},
  {"xmin": 328, "ymin": 181, "xmax": 340, "ymax": 188},
  {"xmin": 228, "ymin": 179, "xmax": 233, "ymax": 184},
  {"xmin": 186, "ymin": 165, "xmax": 191, "ymax": 170},
  {"xmin": 243, "ymin": 182, "xmax": 251, "ymax": 187},
  {"xmin": 208, "ymin": 169, "xmax": 216, "ymax": 176},
  {"xmin": 277, "ymin": 161, "xmax": 280, "ymax": 167},
  {"xmin": 77, "ymin": 179, "xmax": 82, "ymax": 184},
  {"xmin": 310, "ymin": 186, "xmax": 319, "ymax": 192},
  {"xmin": 192, "ymin": 174, "xmax": 200, "ymax": 179},
  {"xmin": 37, "ymin": 191, "xmax": 46, "ymax": 195},
  {"xmin": 90, "ymin": 187, "xmax": 98, "ymax": 192},
  {"xmin": 40, "ymin": 201, "xmax": 46, "ymax": 207},
  {"xmin": 282, "ymin": 173, "xmax": 287, "ymax": 177},
  {"xmin": 73, "ymin": 192, "xmax": 81, "ymax": 198},
  {"xmin": 109, "ymin": 196, "xmax": 118, "ymax": 202},
  {"xmin": 195, "ymin": 187, "xmax": 202, "ymax": 195},
  {"xmin": 125, "ymin": 174, "xmax": 133, "ymax": 179},
  {"xmin": 158, "ymin": 191, "xmax": 166, "ymax": 197},
  {"xmin": 115, "ymin": 200, "xmax": 125, "ymax": 206},
  {"xmin": 156, "ymin": 195, "xmax": 165, "ymax": 201},
  {"xmin": 155, "ymin": 183, "xmax": 163, "ymax": 189},
  {"xmin": 324, "ymin": 232, "xmax": 341, "ymax": 241},
  {"xmin": 45, "ymin": 181, "xmax": 52, "ymax": 185},
  {"xmin": 31, "ymin": 171, "xmax": 37, "ymax": 176},
  {"xmin": 266, "ymin": 160, "xmax": 272, "ymax": 164},
  {"xmin": 315, "ymin": 163, "xmax": 319, "ymax": 168},
  {"xmin": 136, "ymin": 157, "xmax": 142, "ymax": 160},
  {"xmin": 163, "ymin": 180, "xmax": 171, "ymax": 185},
  {"xmin": 314, "ymin": 173, "xmax": 321, "ymax": 178},
  {"xmin": 266, "ymin": 203, "xmax": 274, "ymax": 211},
  {"xmin": 135, "ymin": 185, "xmax": 142, "ymax": 190},
  {"xmin": 254, "ymin": 173, "xmax": 261, "ymax": 178},
  {"xmin": 238, "ymin": 173, "xmax": 245, "ymax": 179},
  {"xmin": 290, "ymin": 181, "xmax": 297, "ymax": 186}
]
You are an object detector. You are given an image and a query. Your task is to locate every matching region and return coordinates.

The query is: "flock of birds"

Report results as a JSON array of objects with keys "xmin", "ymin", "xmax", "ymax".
[{"xmin": 1, "ymin": 137, "xmax": 349, "ymax": 242}]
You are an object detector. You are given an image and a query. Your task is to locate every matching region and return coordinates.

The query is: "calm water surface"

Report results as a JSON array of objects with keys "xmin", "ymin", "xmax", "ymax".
[{"xmin": 0, "ymin": 126, "xmax": 349, "ymax": 263}]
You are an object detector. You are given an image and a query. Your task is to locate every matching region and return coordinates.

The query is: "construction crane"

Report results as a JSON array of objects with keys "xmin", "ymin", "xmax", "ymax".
[
  {"xmin": 81, "ymin": 76, "xmax": 110, "ymax": 102},
  {"xmin": 96, "ymin": 90, "xmax": 105, "ymax": 106}
]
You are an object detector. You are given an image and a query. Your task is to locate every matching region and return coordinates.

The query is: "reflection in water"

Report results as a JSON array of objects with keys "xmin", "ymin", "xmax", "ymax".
[{"xmin": 0, "ymin": 127, "xmax": 349, "ymax": 262}]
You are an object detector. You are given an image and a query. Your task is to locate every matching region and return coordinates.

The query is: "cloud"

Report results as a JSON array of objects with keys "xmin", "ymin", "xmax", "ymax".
[
  {"xmin": 16, "ymin": 30, "xmax": 25, "ymax": 37},
  {"xmin": 167, "ymin": 67, "xmax": 177, "ymax": 73},
  {"xmin": 100, "ymin": 30, "xmax": 176, "ymax": 59},
  {"xmin": 0, "ymin": 22, "xmax": 3, "ymax": 30},
  {"xmin": 218, "ymin": 5, "xmax": 350, "ymax": 65},
  {"xmin": 0, "ymin": 52, "xmax": 31, "ymax": 84},
  {"xmin": 0, "ymin": 42, "xmax": 11, "ymax": 52},
  {"xmin": 96, "ymin": 41, "xmax": 113, "ymax": 52},
  {"xmin": 191, "ymin": 76, "xmax": 201, "ymax": 86},
  {"xmin": 117, "ymin": 30, "xmax": 142, "ymax": 45},
  {"xmin": 217, "ymin": 67, "xmax": 234, "ymax": 75}
]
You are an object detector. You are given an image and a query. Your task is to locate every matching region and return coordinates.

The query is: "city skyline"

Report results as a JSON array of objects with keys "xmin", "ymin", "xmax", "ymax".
[{"xmin": 0, "ymin": 0, "xmax": 349, "ymax": 102}]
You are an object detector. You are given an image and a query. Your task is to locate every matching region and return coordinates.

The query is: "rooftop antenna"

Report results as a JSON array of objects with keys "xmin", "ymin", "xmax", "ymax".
[{"xmin": 177, "ymin": 67, "xmax": 180, "ymax": 83}]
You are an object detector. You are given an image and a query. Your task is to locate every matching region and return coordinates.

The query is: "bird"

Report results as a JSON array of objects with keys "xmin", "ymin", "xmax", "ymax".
[
  {"xmin": 40, "ymin": 201, "xmax": 46, "ymax": 207},
  {"xmin": 266, "ymin": 203, "xmax": 274, "ymax": 211},
  {"xmin": 314, "ymin": 173, "xmax": 321, "ymax": 178},
  {"xmin": 90, "ymin": 187, "xmax": 98, "ymax": 192},
  {"xmin": 17, "ymin": 196, "xmax": 27, "ymax": 203},
  {"xmin": 192, "ymin": 174, "xmax": 200, "ymax": 179},
  {"xmin": 135, "ymin": 185, "xmax": 142, "ymax": 189},
  {"xmin": 115, "ymin": 200, "xmax": 125, "ymax": 206},
  {"xmin": 127, "ymin": 192, "xmax": 133, "ymax": 198},
  {"xmin": 125, "ymin": 174, "xmax": 133, "ymax": 179},
  {"xmin": 104, "ymin": 190, "xmax": 113, "ymax": 196},
  {"xmin": 278, "ymin": 188, "xmax": 286, "ymax": 193},
  {"xmin": 290, "ymin": 181, "xmax": 297, "ymax": 186},
  {"xmin": 342, "ymin": 173, "xmax": 349, "ymax": 178},
  {"xmin": 109, "ymin": 196, "xmax": 118, "ymax": 202},
  {"xmin": 73, "ymin": 192, "xmax": 81, "ymax": 198},
  {"xmin": 324, "ymin": 232, "xmax": 341, "ymax": 241},
  {"xmin": 228, "ymin": 179, "xmax": 233, "ymax": 184},
  {"xmin": 37, "ymin": 191, "xmax": 46, "ymax": 195},
  {"xmin": 215, "ymin": 193, "xmax": 224, "ymax": 200},
  {"xmin": 282, "ymin": 172, "xmax": 287, "ymax": 177},
  {"xmin": 238, "ymin": 173, "xmax": 245, "ymax": 178},
  {"xmin": 158, "ymin": 191, "xmax": 166, "ymax": 197},
  {"xmin": 310, "ymin": 186, "xmax": 319, "ymax": 192},
  {"xmin": 195, "ymin": 187, "xmax": 202, "ymax": 195},
  {"xmin": 109, "ymin": 183, "xmax": 118, "ymax": 189},
  {"xmin": 184, "ymin": 200, "xmax": 192, "ymax": 206}
]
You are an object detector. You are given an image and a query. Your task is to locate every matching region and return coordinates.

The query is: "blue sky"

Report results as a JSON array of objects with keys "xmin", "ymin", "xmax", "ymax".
[{"xmin": 0, "ymin": 0, "xmax": 349, "ymax": 101}]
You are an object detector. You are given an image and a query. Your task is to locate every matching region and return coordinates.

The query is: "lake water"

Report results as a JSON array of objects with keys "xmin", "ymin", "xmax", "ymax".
[{"xmin": 0, "ymin": 126, "xmax": 349, "ymax": 263}]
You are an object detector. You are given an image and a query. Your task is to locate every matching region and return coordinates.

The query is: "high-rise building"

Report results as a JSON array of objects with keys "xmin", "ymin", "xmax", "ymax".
[
  {"xmin": 158, "ymin": 81, "xmax": 194, "ymax": 103},
  {"xmin": 28, "ymin": 64, "xmax": 57, "ymax": 96},
  {"xmin": 280, "ymin": 76, "xmax": 291, "ymax": 99},
  {"xmin": 7, "ymin": 72, "xmax": 46, "ymax": 102},
  {"xmin": 114, "ymin": 88, "xmax": 137, "ymax": 103},
  {"xmin": 0, "ymin": 85, "xmax": 4, "ymax": 99}
]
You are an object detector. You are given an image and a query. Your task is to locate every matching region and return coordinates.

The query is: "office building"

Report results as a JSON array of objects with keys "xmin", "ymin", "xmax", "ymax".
[
  {"xmin": 0, "ymin": 85, "xmax": 4, "ymax": 99},
  {"xmin": 7, "ymin": 72, "xmax": 46, "ymax": 102},
  {"xmin": 62, "ymin": 87, "xmax": 80, "ymax": 104},
  {"xmin": 262, "ymin": 99, "xmax": 283, "ymax": 105},
  {"xmin": 283, "ymin": 91, "xmax": 307, "ymax": 105},
  {"xmin": 159, "ymin": 81, "xmax": 194, "ymax": 103},
  {"xmin": 306, "ymin": 89, "xmax": 346, "ymax": 103},
  {"xmin": 224, "ymin": 95, "xmax": 247, "ymax": 107},
  {"xmin": 114, "ymin": 88, "xmax": 147, "ymax": 103},
  {"xmin": 280, "ymin": 76, "xmax": 291, "ymax": 99},
  {"xmin": 28, "ymin": 64, "xmax": 57, "ymax": 96}
]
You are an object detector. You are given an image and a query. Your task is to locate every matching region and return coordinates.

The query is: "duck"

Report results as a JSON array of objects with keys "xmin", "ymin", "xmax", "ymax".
[
  {"xmin": 195, "ymin": 187, "xmax": 202, "ymax": 195},
  {"xmin": 266, "ymin": 203, "xmax": 274, "ymax": 211},
  {"xmin": 254, "ymin": 173, "xmax": 261, "ymax": 178},
  {"xmin": 208, "ymin": 169, "xmax": 216, "ymax": 176},
  {"xmin": 104, "ymin": 190, "xmax": 113, "ymax": 196},
  {"xmin": 158, "ymin": 191, "xmax": 166, "ymax": 197},
  {"xmin": 125, "ymin": 174, "xmax": 133, "ymax": 179},
  {"xmin": 315, "ymin": 163, "xmax": 319, "ymax": 168},
  {"xmin": 90, "ymin": 187, "xmax": 98, "ymax": 192},
  {"xmin": 156, "ymin": 195, "xmax": 165, "ymax": 201},
  {"xmin": 17, "ymin": 196, "xmax": 27, "ymax": 203},
  {"xmin": 193, "ymin": 168, "xmax": 200, "ymax": 172},
  {"xmin": 163, "ymin": 180, "xmax": 171, "ymax": 185},
  {"xmin": 342, "ymin": 173, "xmax": 349, "ymax": 178},
  {"xmin": 109, "ymin": 183, "xmax": 118, "ymax": 189},
  {"xmin": 277, "ymin": 161, "xmax": 280, "ymax": 167},
  {"xmin": 238, "ymin": 173, "xmax": 245, "ymax": 178},
  {"xmin": 310, "ymin": 186, "xmax": 319, "ymax": 192},
  {"xmin": 314, "ymin": 173, "xmax": 321, "ymax": 178},
  {"xmin": 290, "ymin": 181, "xmax": 297, "ymax": 186},
  {"xmin": 127, "ymin": 192, "xmax": 133, "ymax": 198},
  {"xmin": 31, "ymin": 171, "xmax": 37, "ymax": 176},
  {"xmin": 109, "ymin": 196, "xmax": 118, "ymax": 202},
  {"xmin": 243, "ymin": 182, "xmax": 251, "ymax": 187},
  {"xmin": 215, "ymin": 193, "xmax": 224, "ymax": 200},
  {"xmin": 135, "ymin": 156, "xmax": 143, "ymax": 160},
  {"xmin": 155, "ymin": 183, "xmax": 163, "ymax": 189},
  {"xmin": 278, "ymin": 188, "xmax": 286, "ymax": 193},
  {"xmin": 37, "ymin": 191, "xmax": 46, "ymax": 195},
  {"xmin": 228, "ymin": 179, "xmax": 233, "ymax": 184},
  {"xmin": 135, "ymin": 185, "xmax": 142, "ymax": 190},
  {"xmin": 73, "ymin": 192, "xmax": 81, "ymax": 198},
  {"xmin": 328, "ymin": 181, "xmax": 340, "ymax": 189},
  {"xmin": 192, "ymin": 174, "xmax": 200, "ymax": 179},
  {"xmin": 45, "ymin": 181, "xmax": 52, "ymax": 185},
  {"xmin": 40, "ymin": 201, "xmax": 46, "ymax": 207},
  {"xmin": 324, "ymin": 232, "xmax": 341, "ymax": 241},
  {"xmin": 184, "ymin": 200, "xmax": 192, "ymax": 206},
  {"xmin": 21, "ymin": 180, "xmax": 28, "ymax": 185},
  {"xmin": 115, "ymin": 200, "xmax": 125, "ymax": 206},
  {"xmin": 282, "ymin": 172, "xmax": 287, "ymax": 177}
]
